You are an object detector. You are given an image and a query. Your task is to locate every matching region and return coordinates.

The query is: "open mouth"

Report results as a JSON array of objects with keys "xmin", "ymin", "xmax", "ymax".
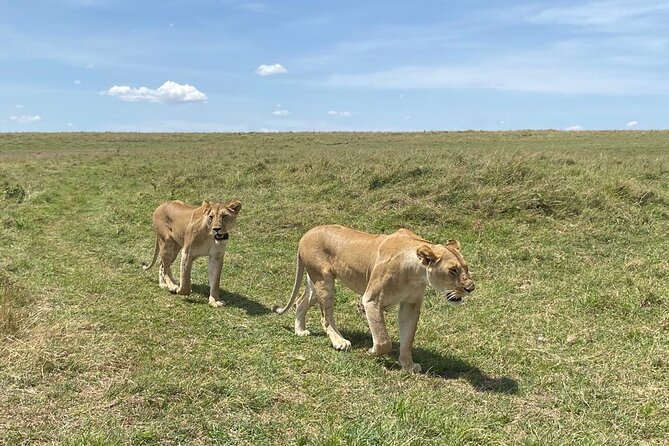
[{"xmin": 214, "ymin": 232, "xmax": 229, "ymax": 241}]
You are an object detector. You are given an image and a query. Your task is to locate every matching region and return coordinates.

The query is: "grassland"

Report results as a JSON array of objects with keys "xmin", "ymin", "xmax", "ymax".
[{"xmin": 1, "ymin": 131, "xmax": 668, "ymax": 445}]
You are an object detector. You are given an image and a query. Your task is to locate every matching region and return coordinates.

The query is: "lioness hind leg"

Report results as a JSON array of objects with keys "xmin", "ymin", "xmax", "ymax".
[
  {"xmin": 294, "ymin": 276, "xmax": 316, "ymax": 336},
  {"xmin": 312, "ymin": 275, "xmax": 351, "ymax": 351},
  {"xmin": 159, "ymin": 240, "xmax": 180, "ymax": 293}
]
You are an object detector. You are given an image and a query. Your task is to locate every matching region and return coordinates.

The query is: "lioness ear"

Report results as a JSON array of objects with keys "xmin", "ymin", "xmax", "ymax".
[
  {"xmin": 226, "ymin": 200, "xmax": 242, "ymax": 214},
  {"xmin": 445, "ymin": 239, "xmax": 461, "ymax": 252},
  {"xmin": 416, "ymin": 245, "xmax": 437, "ymax": 266}
]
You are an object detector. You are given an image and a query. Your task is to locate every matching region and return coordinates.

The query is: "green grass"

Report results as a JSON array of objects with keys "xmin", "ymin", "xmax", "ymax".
[{"xmin": 1, "ymin": 131, "xmax": 668, "ymax": 445}]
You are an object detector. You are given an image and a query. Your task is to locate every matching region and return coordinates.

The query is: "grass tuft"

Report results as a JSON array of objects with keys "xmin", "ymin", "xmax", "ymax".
[
  {"xmin": 3, "ymin": 182, "xmax": 27, "ymax": 202},
  {"xmin": 0, "ymin": 274, "xmax": 31, "ymax": 337},
  {"xmin": 368, "ymin": 166, "xmax": 430, "ymax": 190},
  {"xmin": 612, "ymin": 180, "xmax": 660, "ymax": 206}
]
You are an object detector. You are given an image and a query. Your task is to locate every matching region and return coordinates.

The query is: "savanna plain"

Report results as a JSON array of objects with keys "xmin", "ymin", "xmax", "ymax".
[{"xmin": 1, "ymin": 131, "xmax": 668, "ymax": 445}]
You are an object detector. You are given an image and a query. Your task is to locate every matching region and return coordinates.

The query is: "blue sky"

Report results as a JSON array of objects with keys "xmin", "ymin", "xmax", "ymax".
[{"xmin": 1, "ymin": 0, "xmax": 668, "ymax": 132}]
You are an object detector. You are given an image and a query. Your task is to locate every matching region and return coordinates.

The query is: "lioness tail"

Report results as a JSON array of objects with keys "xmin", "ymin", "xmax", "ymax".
[
  {"xmin": 272, "ymin": 253, "xmax": 305, "ymax": 315},
  {"xmin": 141, "ymin": 236, "xmax": 159, "ymax": 271}
]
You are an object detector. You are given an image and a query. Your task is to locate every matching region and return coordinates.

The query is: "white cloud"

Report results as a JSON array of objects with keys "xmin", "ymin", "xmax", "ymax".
[
  {"xmin": 10, "ymin": 114, "xmax": 42, "ymax": 124},
  {"xmin": 566, "ymin": 125, "xmax": 584, "ymax": 131},
  {"xmin": 526, "ymin": 0, "xmax": 669, "ymax": 29},
  {"xmin": 271, "ymin": 104, "xmax": 290, "ymax": 116},
  {"xmin": 320, "ymin": 12, "xmax": 669, "ymax": 97},
  {"xmin": 329, "ymin": 56, "xmax": 666, "ymax": 95},
  {"xmin": 69, "ymin": 0, "xmax": 109, "ymax": 7},
  {"xmin": 15, "ymin": 104, "xmax": 23, "ymax": 109},
  {"xmin": 104, "ymin": 81, "xmax": 207, "ymax": 104},
  {"xmin": 74, "ymin": 80, "xmax": 82, "ymax": 85},
  {"xmin": 255, "ymin": 63, "xmax": 287, "ymax": 76},
  {"xmin": 67, "ymin": 122, "xmax": 74, "ymax": 127},
  {"xmin": 237, "ymin": 2, "xmax": 269, "ymax": 13},
  {"xmin": 626, "ymin": 120, "xmax": 639, "ymax": 128},
  {"xmin": 328, "ymin": 110, "xmax": 353, "ymax": 117}
]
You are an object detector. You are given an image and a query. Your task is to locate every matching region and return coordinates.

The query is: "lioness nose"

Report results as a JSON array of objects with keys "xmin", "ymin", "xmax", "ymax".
[{"xmin": 464, "ymin": 283, "xmax": 475, "ymax": 293}]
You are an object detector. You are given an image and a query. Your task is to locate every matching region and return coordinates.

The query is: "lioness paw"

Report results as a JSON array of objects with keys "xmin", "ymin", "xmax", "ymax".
[
  {"xmin": 176, "ymin": 286, "xmax": 191, "ymax": 295},
  {"xmin": 368, "ymin": 341, "xmax": 392, "ymax": 357},
  {"xmin": 401, "ymin": 362, "xmax": 422, "ymax": 374},
  {"xmin": 333, "ymin": 339, "xmax": 352, "ymax": 351},
  {"xmin": 295, "ymin": 329, "xmax": 311, "ymax": 336},
  {"xmin": 208, "ymin": 297, "xmax": 225, "ymax": 308}
]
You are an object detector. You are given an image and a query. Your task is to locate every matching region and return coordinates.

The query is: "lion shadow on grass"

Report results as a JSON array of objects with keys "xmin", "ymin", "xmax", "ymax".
[
  {"xmin": 185, "ymin": 284, "xmax": 272, "ymax": 316},
  {"xmin": 340, "ymin": 329, "xmax": 519, "ymax": 394}
]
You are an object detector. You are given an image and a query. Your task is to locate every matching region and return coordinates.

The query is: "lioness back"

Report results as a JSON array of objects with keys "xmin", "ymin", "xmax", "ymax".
[
  {"xmin": 152, "ymin": 200, "xmax": 200, "ymax": 245},
  {"xmin": 299, "ymin": 225, "xmax": 386, "ymax": 295}
]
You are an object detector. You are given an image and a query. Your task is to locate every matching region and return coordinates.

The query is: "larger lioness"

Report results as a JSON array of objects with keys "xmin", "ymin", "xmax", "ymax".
[
  {"xmin": 274, "ymin": 225, "xmax": 474, "ymax": 372},
  {"xmin": 143, "ymin": 199, "xmax": 242, "ymax": 307}
]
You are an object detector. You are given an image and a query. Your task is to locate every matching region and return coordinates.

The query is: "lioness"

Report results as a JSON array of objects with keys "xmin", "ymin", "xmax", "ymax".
[
  {"xmin": 274, "ymin": 225, "xmax": 474, "ymax": 372},
  {"xmin": 143, "ymin": 199, "xmax": 242, "ymax": 307}
]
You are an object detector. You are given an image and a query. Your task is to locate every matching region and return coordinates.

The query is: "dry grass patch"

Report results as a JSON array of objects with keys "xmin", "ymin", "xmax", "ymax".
[{"xmin": 0, "ymin": 274, "xmax": 31, "ymax": 338}]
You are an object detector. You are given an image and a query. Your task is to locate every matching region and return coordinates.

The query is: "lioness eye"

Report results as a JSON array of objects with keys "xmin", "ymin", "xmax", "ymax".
[{"xmin": 450, "ymin": 268, "xmax": 458, "ymax": 275}]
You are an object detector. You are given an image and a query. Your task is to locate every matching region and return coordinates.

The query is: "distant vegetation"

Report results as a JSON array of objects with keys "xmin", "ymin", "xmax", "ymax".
[{"xmin": 1, "ymin": 131, "xmax": 668, "ymax": 445}]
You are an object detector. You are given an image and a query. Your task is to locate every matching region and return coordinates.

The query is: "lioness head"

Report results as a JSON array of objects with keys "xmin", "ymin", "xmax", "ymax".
[
  {"xmin": 201, "ymin": 200, "xmax": 242, "ymax": 242},
  {"xmin": 416, "ymin": 239, "xmax": 475, "ymax": 304}
]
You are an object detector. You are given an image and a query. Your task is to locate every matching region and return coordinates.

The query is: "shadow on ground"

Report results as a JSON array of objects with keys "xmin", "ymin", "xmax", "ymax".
[
  {"xmin": 186, "ymin": 284, "xmax": 272, "ymax": 315},
  {"xmin": 341, "ymin": 329, "xmax": 519, "ymax": 394}
]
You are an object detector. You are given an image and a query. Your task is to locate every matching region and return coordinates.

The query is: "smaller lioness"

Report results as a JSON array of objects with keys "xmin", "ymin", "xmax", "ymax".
[
  {"xmin": 274, "ymin": 225, "xmax": 474, "ymax": 372},
  {"xmin": 143, "ymin": 199, "xmax": 242, "ymax": 307}
]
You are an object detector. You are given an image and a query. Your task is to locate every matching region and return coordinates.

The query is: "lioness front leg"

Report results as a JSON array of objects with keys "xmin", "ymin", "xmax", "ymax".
[
  {"xmin": 363, "ymin": 297, "xmax": 392, "ymax": 357},
  {"xmin": 207, "ymin": 255, "xmax": 225, "ymax": 308},
  {"xmin": 176, "ymin": 248, "xmax": 193, "ymax": 295},
  {"xmin": 398, "ymin": 302, "xmax": 422, "ymax": 373}
]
